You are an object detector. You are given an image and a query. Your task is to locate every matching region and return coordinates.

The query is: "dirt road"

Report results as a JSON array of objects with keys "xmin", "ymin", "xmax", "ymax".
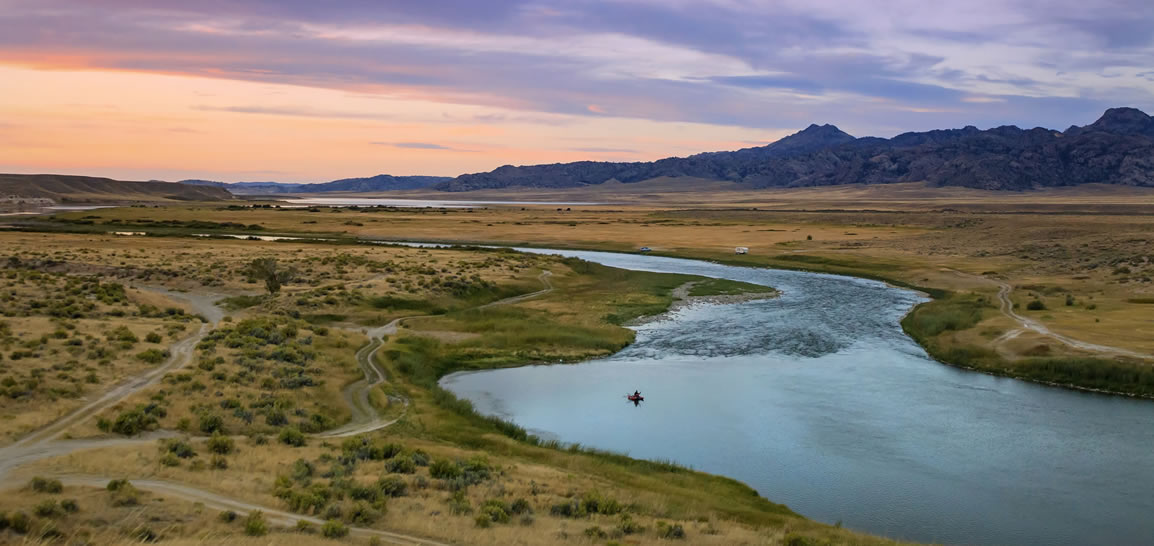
[
  {"xmin": 946, "ymin": 269, "xmax": 1152, "ymax": 360},
  {"xmin": 8, "ymin": 286, "xmax": 225, "ymax": 448},
  {"xmin": 49, "ymin": 475, "xmax": 451, "ymax": 546}
]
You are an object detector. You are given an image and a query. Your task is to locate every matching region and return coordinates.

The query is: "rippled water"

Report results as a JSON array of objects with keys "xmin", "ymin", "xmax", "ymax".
[{"xmin": 442, "ymin": 249, "xmax": 1154, "ymax": 546}]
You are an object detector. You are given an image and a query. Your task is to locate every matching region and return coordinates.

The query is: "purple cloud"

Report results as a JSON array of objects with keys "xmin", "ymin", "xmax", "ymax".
[
  {"xmin": 377, "ymin": 142, "xmax": 455, "ymax": 150},
  {"xmin": 1, "ymin": 0, "xmax": 1151, "ymax": 136}
]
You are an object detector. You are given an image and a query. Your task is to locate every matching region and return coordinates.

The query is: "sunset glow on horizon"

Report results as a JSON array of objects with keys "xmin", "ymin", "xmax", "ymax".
[{"xmin": 1, "ymin": 0, "xmax": 1151, "ymax": 182}]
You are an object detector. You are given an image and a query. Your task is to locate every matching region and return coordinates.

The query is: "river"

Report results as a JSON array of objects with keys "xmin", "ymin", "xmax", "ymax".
[
  {"xmin": 441, "ymin": 248, "xmax": 1154, "ymax": 546},
  {"xmin": 287, "ymin": 197, "xmax": 600, "ymax": 208}
]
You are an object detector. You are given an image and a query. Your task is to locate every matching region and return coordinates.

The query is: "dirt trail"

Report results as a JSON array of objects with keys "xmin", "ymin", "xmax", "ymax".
[
  {"xmin": 8, "ymin": 286, "xmax": 225, "ymax": 448},
  {"xmin": 946, "ymin": 270, "xmax": 1152, "ymax": 360},
  {"xmin": 0, "ymin": 271, "xmax": 557, "ymax": 544},
  {"xmin": 48, "ymin": 475, "xmax": 451, "ymax": 546},
  {"xmin": 7, "ymin": 323, "xmax": 210, "ymax": 448},
  {"xmin": 317, "ymin": 320, "xmax": 407, "ymax": 439},
  {"xmin": 477, "ymin": 270, "xmax": 552, "ymax": 309},
  {"xmin": 0, "ymin": 434, "xmax": 174, "ymax": 485},
  {"xmin": 320, "ymin": 270, "xmax": 554, "ymax": 438}
]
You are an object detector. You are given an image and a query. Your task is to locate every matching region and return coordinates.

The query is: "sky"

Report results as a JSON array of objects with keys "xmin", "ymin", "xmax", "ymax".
[{"xmin": 1, "ymin": 0, "xmax": 1152, "ymax": 182}]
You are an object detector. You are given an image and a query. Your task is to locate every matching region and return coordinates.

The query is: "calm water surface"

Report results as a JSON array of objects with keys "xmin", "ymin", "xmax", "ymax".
[
  {"xmin": 442, "ymin": 249, "xmax": 1154, "ymax": 546},
  {"xmin": 289, "ymin": 197, "xmax": 600, "ymax": 208}
]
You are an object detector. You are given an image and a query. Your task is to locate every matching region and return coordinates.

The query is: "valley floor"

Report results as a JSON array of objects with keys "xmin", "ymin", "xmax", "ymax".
[
  {"xmin": 2, "ymin": 183, "xmax": 1152, "ymax": 544},
  {"xmin": 0, "ymin": 229, "xmax": 885, "ymax": 545}
]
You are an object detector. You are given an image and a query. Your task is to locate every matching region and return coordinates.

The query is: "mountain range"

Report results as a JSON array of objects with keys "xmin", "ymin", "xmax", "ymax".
[
  {"xmin": 435, "ymin": 107, "xmax": 1154, "ymax": 192},
  {"xmin": 181, "ymin": 174, "xmax": 451, "ymax": 194}
]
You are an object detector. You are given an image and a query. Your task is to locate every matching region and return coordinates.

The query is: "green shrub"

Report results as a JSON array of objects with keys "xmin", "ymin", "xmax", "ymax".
[
  {"xmin": 198, "ymin": 413, "xmax": 225, "ymax": 434},
  {"xmin": 384, "ymin": 456, "xmax": 415, "ymax": 474},
  {"xmin": 378, "ymin": 475, "xmax": 407, "ymax": 497},
  {"xmin": 1027, "ymin": 299, "xmax": 1046, "ymax": 311},
  {"xmin": 145, "ymin": 332, "xmax": 163, "ymax": 343},
  {"xmin": 428, "ymin": 458, "xmax": 462, "ymax": 480},
  {"xmin": 657, "ymin": 521, "xmax": 687, "ymax": 539},
  {"xmin": 211, "ymin": 455, "xmax": 229, "ymax": 469},
  {"xmin": 33, "ymin": 500, "xmax": 59, "ymax": 517},
  {"xmin": 106, "ymin": 479, "xmax": 130, "ymax": 492},
  {"xmin": 243, "ymin": 511, "xmax": 268, "ymax": 536},
  {"xmin": 295, "ymin": 520, "xmax": 314, "ymax": 533},
  {"xmin": 447, "ymin": 490, "xmax": 472, "ymax": 515},
  {"xmin": 160, "ymin": 452, "xmax": 181, "ymax": 467},
  {"xmin": 584, "ymin": 526, "xmax": 608, "ymax": 539},
  {"xmin": 581, "ymin": 491, "xmax": 622, "ymax": 515},
  {"xmin": 29, "ymin": 476, "xmax": 63, "ymax": 494},
  {"xmin": 278, "ymin": 426, "xmax": 306, "ymax": 447},
  {"xmin": 549, "ymin": 499, "xmax": 586, "ymax": 518},
  {"xmin": 616, "ymin": 514, "xmax": 644, "ymax": 535},
  {"xmin": 347, "ymin": 501, "xmax": 381, "ymax": 525},
  {"xmin": 107, "ymin": 480, "xmax": 140, "ymax": 506},
  {"xmin": 107, "ymin": 326, "xmax": 139, "ymax": 343},
  {"xmin": 207, "ymin": 431, "xmax": 235, "ymax": 454},
  {"xmin": 8, "ymin": 511, "xmax": 29, "ymax": 534},
  {"xmin": 110, "ymin": 404, "xmax": 163, "ymax": 436},
  {"xmin": 136, "ymin": 348, "xmax": 170, "ymax": 364},
  {"xmin": 60, "ymin": 499, "xmax": 79, "ymax": 513},
  {"xmin": 219, "ymin": 510, "xmax": 238, "ymax": 523},
  {"xmin": 290, "ymin": 458, "xmax": 314, "ymax": 483},
  {"xmin": 162, "ymin": 439, "xmax": 197, "ymax": 459},
  {"xmin": 477, "ymin": 499, "xmax": 511, "ymax": 525},
  {"xmin": 510, "ymin": 498, "xmax": 531, "ymax": 515},
  {"xmin": 321, "ymin": 519, "xmax": 348, "ymax": 538}
]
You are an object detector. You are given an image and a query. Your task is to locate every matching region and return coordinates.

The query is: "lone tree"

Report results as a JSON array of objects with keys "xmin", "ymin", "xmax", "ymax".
[{"xmin": 246, "ymin": 258, "xmax": 296, "ymax": 295}]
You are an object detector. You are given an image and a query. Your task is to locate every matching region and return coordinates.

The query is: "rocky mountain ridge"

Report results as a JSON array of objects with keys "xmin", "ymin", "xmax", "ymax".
[{"xmin": 436, "ymin": 107, "xmax": 1154, "ymax": 192}]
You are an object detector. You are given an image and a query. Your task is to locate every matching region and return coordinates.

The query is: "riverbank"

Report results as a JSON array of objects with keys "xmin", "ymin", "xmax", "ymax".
[
  {"xmin": 0, "ymin": 229, "xmax": 896, "ymax": 545},
  {"xmin": 439, "ymin": 248, "xmax": 1154, "ymax": 546},
  {"xmin": 630, "ymin": 279, "xmax": 779, "ymax": 326}
]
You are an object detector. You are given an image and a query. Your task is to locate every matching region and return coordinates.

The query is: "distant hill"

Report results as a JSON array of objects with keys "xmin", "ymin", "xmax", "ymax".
[
  {"xmin": 0, "ymin": 174, "xmax": 233, "ymax": 202},
  {"xmin": 437, "ymin": 107, "xmax": 1154, "ymax": 192},
  {"xmin": 181, "ymin": 174, "xmax": 451, "ymax": 194}
]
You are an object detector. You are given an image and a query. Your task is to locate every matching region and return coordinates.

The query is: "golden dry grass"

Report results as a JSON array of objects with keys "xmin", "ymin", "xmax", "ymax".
[
  {"xmin": 0, "ymin": 482, "xmax": 247, "ymax": 544},
  {"xmin": 14, "ymin": 430, "xmax": 885, "ymax": 546},
  {"xmin": 0, "ymin": 272, "xmax": 202, "ymax": 444}
]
